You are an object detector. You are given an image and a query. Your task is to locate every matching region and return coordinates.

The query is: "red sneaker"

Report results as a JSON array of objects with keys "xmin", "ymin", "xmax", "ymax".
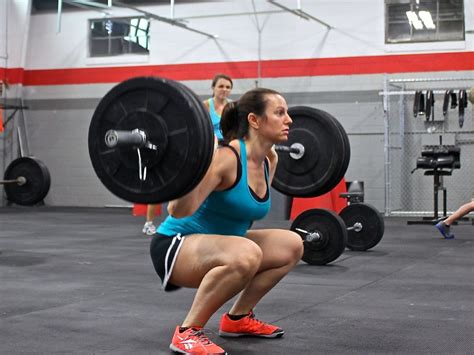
[
  {"xmin": 219, "ymin": 311, "xmax": 284, "ymax": 338},
  {"xmin": 169, "ymin": 326, "xmax": 226, "ymax": 354}
]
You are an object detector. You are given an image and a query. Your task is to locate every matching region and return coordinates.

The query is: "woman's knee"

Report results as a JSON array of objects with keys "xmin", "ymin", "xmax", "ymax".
[
  {"xmin": 285, "ymin": 231, "xmax": 304, "ymax": 262},
  {"xmin": 228, "ymin": 242, "xmax": 263, "ymax": 276}
]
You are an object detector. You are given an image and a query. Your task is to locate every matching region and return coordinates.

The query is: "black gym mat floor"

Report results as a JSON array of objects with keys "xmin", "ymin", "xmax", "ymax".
[{"xmin": 1, "ymin": 207, "xmax": 473, "ymax": 354}]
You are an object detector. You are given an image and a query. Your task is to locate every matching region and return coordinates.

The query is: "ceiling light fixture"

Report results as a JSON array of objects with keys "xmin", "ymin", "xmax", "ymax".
[
  {"xmin": 406, "ymin": 11, "xmax": 423, "ymax": 30},
  {"xmin": 418, "ymin": 11, "xmax": 436, "ymax": 29}
]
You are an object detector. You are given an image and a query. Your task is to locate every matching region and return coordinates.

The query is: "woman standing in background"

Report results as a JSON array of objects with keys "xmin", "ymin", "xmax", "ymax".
[{"xmin": 203, "ymin": 73, "xmax": 233, "ymax": 141}]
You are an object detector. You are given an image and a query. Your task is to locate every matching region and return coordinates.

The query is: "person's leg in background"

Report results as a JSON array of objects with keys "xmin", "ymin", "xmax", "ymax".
[
  {"xmin": 435, "ymin": 199, "xmax": 474, "ymax": 239},
  {"xmin": 143, "ymin": 205, "xmax": 157, "ymax": 235}
]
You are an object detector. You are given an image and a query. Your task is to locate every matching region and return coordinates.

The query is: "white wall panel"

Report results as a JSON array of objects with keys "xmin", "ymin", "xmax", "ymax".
[
  {"xmin": 5, "ymin": 0, "xmax": 31, "ymax": 67},
  {"xmin": 0, "ymin": 0, "xmax": 6, "ymax": 63},
  {"xmin": 3, "ymin": 0, "xmax": 473, "ymax": 210},
  {"xmin": 24, "ymin": 0, "xmax": 474, "ymax": 70}
]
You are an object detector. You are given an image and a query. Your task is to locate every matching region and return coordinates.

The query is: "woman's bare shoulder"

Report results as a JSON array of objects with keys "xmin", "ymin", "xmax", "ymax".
[{"xmin": 216, "ymin": 142, "xmax": 239, "ymax": 164}]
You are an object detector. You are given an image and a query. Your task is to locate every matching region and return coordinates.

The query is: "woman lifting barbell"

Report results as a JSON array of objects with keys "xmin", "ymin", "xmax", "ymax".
[{"xmin": 150, "ymin": 87, "xmax": 303, "ymax": 354}]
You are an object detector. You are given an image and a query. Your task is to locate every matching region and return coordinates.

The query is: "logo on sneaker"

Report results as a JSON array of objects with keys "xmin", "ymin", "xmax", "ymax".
[
  {"xmin": 171, "ymin": 327, "xmax": 226, "ymax": 354},
  {"xmin": 180, "ymin": 339, "xmax": 197, "ymax": 350}
]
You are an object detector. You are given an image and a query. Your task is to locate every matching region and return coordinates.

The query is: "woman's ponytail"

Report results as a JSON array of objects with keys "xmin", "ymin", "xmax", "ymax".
[
  {"xmin": 220, "ymin": 101, "xmax": 241, "ymax": 144},
  {"xmin": 220, "ymin": 87, "xmax": 281, "ymax": 144}
]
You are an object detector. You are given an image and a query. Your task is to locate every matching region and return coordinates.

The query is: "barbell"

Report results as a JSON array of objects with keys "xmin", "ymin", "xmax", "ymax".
[
  {"xmin": 291, "ymin": 203, "xmax": 385, "ymax": 265},
  {"xmin": 88, "ymin": 76, "xmax": 351, "ymax": 204},
  {"xmin": 104, "ymin": 129, "xmax": 303, "ymax": 157},
  {"xmin": 2, "ymin": 157, "xmax": 51, "ymax": 205}
]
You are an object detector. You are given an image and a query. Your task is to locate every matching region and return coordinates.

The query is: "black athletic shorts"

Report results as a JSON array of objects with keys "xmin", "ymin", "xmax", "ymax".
[{"xmin": 150, "ymin": 233, "xmax": 186, "ymax": 292}]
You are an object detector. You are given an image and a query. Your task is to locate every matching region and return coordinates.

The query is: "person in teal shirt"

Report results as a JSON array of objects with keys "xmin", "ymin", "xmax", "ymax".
[
  {"xmin": 150, "ymin": 87, "xmax": 303, "ymax": 354},
  {"xmin": 203, "ymin": 73, "xmax": 233, "ymax": 141}
]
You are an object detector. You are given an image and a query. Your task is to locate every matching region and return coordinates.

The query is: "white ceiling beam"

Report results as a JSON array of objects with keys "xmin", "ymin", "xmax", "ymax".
[
  {"xmin": 267, "ymin": 0, "xmax": 332, "ymax": 29},
  {"xmin": 267, "ymin": 0, "xmax": 309, "ymax": 21},
  {"xmin": 62, "ymin": 0, "xmax": 111, "ymax": 14},
  {"xmin": 112, "ymin": 0, "xmax": 217, "ymax": 39}
]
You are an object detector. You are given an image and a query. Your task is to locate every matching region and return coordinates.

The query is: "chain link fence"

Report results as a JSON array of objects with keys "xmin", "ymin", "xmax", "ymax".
[{"xmin": 383, "ymin": 77, "xmax": 474, "ymax": 217}]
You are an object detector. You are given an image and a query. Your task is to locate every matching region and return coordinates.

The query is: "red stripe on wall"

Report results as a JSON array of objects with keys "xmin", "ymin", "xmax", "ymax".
[
  {"xmin": 262, "ymin": 52, "xmax": 474, "ymax": 77},
  {"xmin": 1, "ymin": 51, "xmax": 473, "ymax": 86},
  {"xmin": 0, "ymin": 67, "xmax": 25, "ymax": 85}
]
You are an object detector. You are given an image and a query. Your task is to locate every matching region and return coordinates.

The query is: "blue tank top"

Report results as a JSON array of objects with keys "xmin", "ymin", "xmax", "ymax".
[
  {"xmin": 157, "ymin": 140, "xmax": 271, "ymax": 237},
  {"xmin": 208, "ymin": 98, "xmax": 223, "ymax": 140}
]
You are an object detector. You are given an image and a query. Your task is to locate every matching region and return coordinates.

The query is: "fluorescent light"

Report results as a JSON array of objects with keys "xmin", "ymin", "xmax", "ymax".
[
  {"xmin": 406, "ymin": 11, "xmax": 423, "ymax": 30},
  {"xmin": 418, "ymin": 11, "xmax": 436, "ymax": 29}
]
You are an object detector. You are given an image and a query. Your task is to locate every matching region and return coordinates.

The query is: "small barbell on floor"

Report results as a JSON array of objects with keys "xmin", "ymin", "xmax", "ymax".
[
  {"xmin": 2, "ymin": 157, "xmax": 51, "ymax": 206},
  {"xmin": 339, "ymin": 203, "xmax": 385, "ymax": 251},
  {"xmin": 291, "ymin": 203, "xmax": 385, "ymax": 265},
  {"xmin": 88, "ymin": 76, "xmax": 350, "ymax": 204}
]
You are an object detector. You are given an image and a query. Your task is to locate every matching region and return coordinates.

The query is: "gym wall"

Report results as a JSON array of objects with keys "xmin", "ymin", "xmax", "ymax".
[{"xmin": 1, "ymin": 0, "xmax": 473, "ymax": 216}]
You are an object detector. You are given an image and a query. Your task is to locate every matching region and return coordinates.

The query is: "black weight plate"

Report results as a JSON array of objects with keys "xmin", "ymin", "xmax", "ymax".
[
  {"xmin": 312, "ymin": 114, "xmax": 351, "ymax": 197},
  {"xmin": 273, "ymin": 106, "xmax": 346, "ymax": 197},
  {"xmin": 329, "ymin": 118, "xmax": 351, "ymax": 192},
  {"xmin": 4, "ymin": 157, "xmax": 51, "ymax": 205},
  {"xmin": 291, "ymin": 208, "xmax": 347, "ymax": 265},
  {"xmin": 88, "ymin": 76, "xmax": 213, "ymax": 204},
  {"xmin": 168, "ymin": 79, "xmax": 214, "ymax": 193},
  {"xmin": 174, "ymin": 81, "xmax": 214, "ymax": 193},
  {"xmin": 340, "ymin": 203, "xmax": 384, "ymax": 251}
]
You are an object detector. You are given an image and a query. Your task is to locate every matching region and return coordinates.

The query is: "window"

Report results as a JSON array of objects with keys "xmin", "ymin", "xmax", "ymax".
[
  {"xmin": 385, "ymin": 0, "xmax": 464, "ymax": 44},
  {"xmin": 89, "ymin": 17, "xmax": 150, "ymax": 57}
]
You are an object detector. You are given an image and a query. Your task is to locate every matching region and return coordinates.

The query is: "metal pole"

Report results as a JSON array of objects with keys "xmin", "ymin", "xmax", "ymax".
[
  {"xmin": 1, "ymin": 0, "xmax": 9, "ymax": 206},
  {"xmin": 57, "ymin": 0, "xmax": 62, "ymax": 33},
  {"xmin": 398, "ymin": 84, "xmax": 405, "ymax": 151},
  {"xmin": 389, "ymin": 77, "xmax": 474, "ymax": 83},
  {"xmin": 252, "ymin": 0, "xmax": 262, "ymax": 87},
  {"xmin": 170, "ymin": 0, "xmax": 175, "ymax": 19},
  {"xmin": 383, "ymin": 74, "xmax": 391, "ymax": 216}
]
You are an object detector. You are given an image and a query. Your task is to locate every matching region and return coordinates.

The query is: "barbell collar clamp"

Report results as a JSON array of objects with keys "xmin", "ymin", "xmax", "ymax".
[
  {"xmin": 295, "ymin": 227, "xmax": 321, "ymax": 242},
  {"xmin": 275, "ymin": 143, "xmax": 305, "ymax": 160},
  {"xmin": 105, "ymin": 129, "xmax": 148, "ymax": 149},
  {"xmin": 289, "ymin": 143, "xmax": 305, "ymax": 160},
  {"xmin": 347, "ymin": 222, "xmax": 363, "ymax": 232}
]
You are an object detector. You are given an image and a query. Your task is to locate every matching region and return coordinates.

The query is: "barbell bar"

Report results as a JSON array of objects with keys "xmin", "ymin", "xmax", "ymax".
[
  {"xmin": 295, "ymin": 227, "xmax": 320, "ymax": 242},
  {"xmin": 104, "ymin": 129, "xmax": 304, "ymax": 157},
  {"xmin": 296, "ymin": 220, "xmax": 362, "ymax": 240},
  {"xmin": 88, "ymin": 76, "xmax": 350, "ymax": 204},
  {"xmin": 0, "ymin": 176, "xmax": 27, "ymax": 186},
  {"xmin": 105, "ymin": 129, "xmax": 158, "ymax": 150}
]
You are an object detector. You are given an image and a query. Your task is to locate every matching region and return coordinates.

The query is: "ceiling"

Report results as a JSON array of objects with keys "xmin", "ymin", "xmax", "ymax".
[{"xmin": 31, "ymin": 0, "xmax": 211, "ymax": 13}]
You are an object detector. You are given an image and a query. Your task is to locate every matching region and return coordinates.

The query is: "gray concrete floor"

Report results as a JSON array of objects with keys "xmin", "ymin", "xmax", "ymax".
[{"xmin": 0, "ymin": 207, "xmax": 473, "ymax": 354}]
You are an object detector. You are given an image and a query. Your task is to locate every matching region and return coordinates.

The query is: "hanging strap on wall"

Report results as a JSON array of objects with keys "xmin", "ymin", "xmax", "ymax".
[
  {"xmin": 418, "ymin": 92, "xmax": 426, "ymax": 117},
  {"xmin": 425, "ymin": 90, "xmax": 435, "ymax": 122},
  {"xmin": 413, "ymin": 91, "xmax": 421, "ymax": 118},
  {"xmin": 442, "ymin": 90, "xmax": 450, "ymax": 117},
  {"xmin": 458, "ymin": 90, "xmax": 467, "ymax": 128}
]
